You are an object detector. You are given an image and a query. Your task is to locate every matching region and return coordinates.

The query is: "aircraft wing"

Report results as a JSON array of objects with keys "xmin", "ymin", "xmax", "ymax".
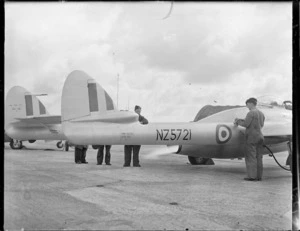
[
  {"xmin": 263, "ymin": 121, "xmax": 292, "ymax": 137},
  {"xmin": 262, "ymin": 121, "xmax": 292, "ymax": 144}
]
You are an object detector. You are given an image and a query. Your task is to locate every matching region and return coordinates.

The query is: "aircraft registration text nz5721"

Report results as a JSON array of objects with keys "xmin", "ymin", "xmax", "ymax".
[{"xmin": 156, "ymin": 129, "xmax": 192, "ymax": 141}]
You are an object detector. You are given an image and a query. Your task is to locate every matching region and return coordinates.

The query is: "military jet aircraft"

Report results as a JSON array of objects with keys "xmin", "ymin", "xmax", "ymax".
[
  {"xmin": 61, "ymin": 70, "xmax": 292, "ymax": 166},
  {"xmin": 5, "ymin": 86, "xmax": 69, "ymax": 150}
]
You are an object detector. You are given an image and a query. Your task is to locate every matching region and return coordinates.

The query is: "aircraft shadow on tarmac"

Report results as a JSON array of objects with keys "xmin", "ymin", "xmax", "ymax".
[
  {"xmin": 4, "ymin": 145, "xmax": 62, "ymax": 152},
  {"xmin": 24, "ymin": 147, "xmax": 57, "ymax": 151},
  {"xmin": 162, "ymin": 157, "xmax": 292, "ymax": 180}
]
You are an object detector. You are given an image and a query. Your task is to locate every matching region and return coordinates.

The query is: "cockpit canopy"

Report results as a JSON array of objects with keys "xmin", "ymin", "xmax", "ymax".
[{"xmin": 257, "ymin": 95, "xmax": 292, "ymax": 110}]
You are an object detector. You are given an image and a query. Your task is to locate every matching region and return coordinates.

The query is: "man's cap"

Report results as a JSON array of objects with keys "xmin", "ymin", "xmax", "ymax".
[
  {"xmin": 245, "ymin": 97, "xmax": 257, "ymax": 105},
  {"xmin": 135, "ymin": 105, "xmax": 141, "ymax": 110}
]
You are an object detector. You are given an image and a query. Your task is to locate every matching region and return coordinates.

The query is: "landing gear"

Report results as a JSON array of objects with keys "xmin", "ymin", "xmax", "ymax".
[
  {"xmin": 286, "ymin": 141, "xmax": 292, "ymax": 173},
  {"xmin": 65, "ymin": 141, "xmax": 69, "ymax": 152},
  {"xmin": 188, "ymin": 156, "xmax": 215, "ymax": 165},
  {"xmin": 10, "ymin": 139, "xmax": 23, "ymax": 149},
  {"xmin": 56, "ymin": 141, "xmax": 64, "ymax": 149}
]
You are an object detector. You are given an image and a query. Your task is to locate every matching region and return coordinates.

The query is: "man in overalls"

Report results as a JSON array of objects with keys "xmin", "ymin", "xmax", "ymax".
[{"xmin": 235, "ymin": 97, "xmax": 265, "ymax": 181}]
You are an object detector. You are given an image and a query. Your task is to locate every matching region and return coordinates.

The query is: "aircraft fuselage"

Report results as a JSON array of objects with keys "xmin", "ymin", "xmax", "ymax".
[{"xmin": 63, "ymin": 120, "xmax": 290, "ymax": 158}]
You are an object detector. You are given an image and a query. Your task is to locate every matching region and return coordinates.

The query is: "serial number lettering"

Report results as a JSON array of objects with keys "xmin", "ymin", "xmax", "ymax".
[
  {"xmin": 121, "ymin": 132, "xmax": 134, "ymax": 140},
  {"xmin": 156, "ymin": 129, "xmax": 192, "ymax": 141}
]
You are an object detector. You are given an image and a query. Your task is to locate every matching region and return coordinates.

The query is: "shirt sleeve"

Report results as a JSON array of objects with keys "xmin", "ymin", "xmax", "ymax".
[
  {"xmin": 239, "ymin": 111, "xmax": 253, "ymax": 128},
  {"xmin": 142, "ymin": 117, "xmax": 149, "ymax": 124},
  {"xmin": 140, "ymin": 115, "xmax": 148, "ymax": 124}
]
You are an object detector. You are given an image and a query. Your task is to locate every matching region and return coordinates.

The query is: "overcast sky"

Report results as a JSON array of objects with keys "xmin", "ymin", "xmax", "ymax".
[{"xmin": 5, "ymin": 2, "xmax": 292, "ymax": 122}]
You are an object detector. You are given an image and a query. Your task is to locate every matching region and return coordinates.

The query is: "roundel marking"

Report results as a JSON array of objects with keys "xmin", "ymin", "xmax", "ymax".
[{"xmin": 216, "ymin": 124, "xmax": 232, "ymax": 144}]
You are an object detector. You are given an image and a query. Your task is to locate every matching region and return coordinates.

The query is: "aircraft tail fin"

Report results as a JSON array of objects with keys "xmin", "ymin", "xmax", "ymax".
[
  {"xmin": 61, "ymin": 70, "xmax": 122, "ymax": 122},
  {"xmin": 5, "ymin": 86, "xmax": 50, "ymax": 128}
]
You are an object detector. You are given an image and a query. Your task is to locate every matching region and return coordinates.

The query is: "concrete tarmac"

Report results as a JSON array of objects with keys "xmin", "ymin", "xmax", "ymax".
[{"xmin": 4, "ymin": 142, "xmax": 292, "ymax": 230}]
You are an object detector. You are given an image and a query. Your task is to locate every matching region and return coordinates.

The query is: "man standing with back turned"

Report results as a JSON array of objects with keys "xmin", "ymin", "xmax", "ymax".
[
  {"xmin": 235, "ymin": 97, "xmax": 265, "ymax": 181},
  {"xmin": 124, "ymin": 105, "xmax": 148, "ymax": 167}
]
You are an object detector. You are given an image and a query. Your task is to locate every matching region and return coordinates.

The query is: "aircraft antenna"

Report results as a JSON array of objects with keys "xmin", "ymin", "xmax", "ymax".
[
  {"xmin": 127, "ymin": 96, "xmax": 130, "ymax": 110},
  {"xmin": 113, "ymin": 51, "xmax": 119, "ymax": 108},
  {"xmin": 117, "ymin": 74, "xmax": 119, "ymax": 108}
]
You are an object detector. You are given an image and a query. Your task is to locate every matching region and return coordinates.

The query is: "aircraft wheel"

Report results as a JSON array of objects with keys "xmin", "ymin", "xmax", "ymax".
[
  {"xmin": 56, "ymin": 141, "xmax": 64, "ymax": 149},
  {"xmin": 29, "ymin": 140, "xmax": 36, "ymax": 143},
  {"xmin": 188, "ymin": 156, "xmax": 215, "ymax": 165},
  {"xmin": 188, "ymin": 156, "xmax": 204, "ymax": 165},
  {"xmin": 10, "ymin": 140, "xmax": 23, "ymax": 149},
  {"xmin": 65, "ymin": 141, "xmax": 69, "ymax": 152}
]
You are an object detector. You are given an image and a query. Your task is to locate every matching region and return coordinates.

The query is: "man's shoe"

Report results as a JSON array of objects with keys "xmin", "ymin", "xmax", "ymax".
[
  {"xmin": 76, "ymin": 161, "xmax": 81, "ymax": 164},
  {"xmin": 82, "ymin": 161, "xmax": 88, "ymax": 164},
  {"xmin": 256, "ymin": 178, "xmax": 262, "ymax": 181},
  {"xmin": 97, "ymin": 163, "xmax": 102, "ymax": 165},
  {"xmin": 123, "ymin": 164, "xmax": 130, "ymax": 167},
  {"xmin": 133, "ymin": 164, "xmax": 141, "ymax": 167},
  {"xmin": 244, "ymin": 177, "xmax": 257, "ymax": 181},
  {"xmin": 106, "ymin": 163, "xmax": 111, "ymax": 165}
]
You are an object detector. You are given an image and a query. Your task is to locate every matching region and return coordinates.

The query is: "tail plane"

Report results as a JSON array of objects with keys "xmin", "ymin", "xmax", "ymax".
[
  {"xmin": 5, "ymin": 86, "xmax": 50, "ymax": 128},
  {"xmin": 5, "ymin": 86, "xmax": 65, "ymax": 144},
  {"xmin": 61, "ymin": 70, "xmax": 137, "ymax": 123}
]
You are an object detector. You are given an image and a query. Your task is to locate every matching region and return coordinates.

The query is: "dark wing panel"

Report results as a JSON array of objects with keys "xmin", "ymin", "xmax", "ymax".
[
  {"xmin": 194, "ymin": 105, "xmax": 244, "ymax": 122},
  {"xmin": 264, "ymin": 136, "xmax": 292, "ymax": 144}
]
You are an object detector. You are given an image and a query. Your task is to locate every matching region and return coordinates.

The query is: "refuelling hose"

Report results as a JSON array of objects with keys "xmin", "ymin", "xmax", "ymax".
[{"xmin": 263, "ymin": 144, "xmax": 291, "ymax": 172}]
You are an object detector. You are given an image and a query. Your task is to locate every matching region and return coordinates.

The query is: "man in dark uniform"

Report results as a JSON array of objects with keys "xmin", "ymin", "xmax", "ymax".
[
  {"xmin": 124, "ymin": 105, "xmax": 148, "ymax": 167},
  {"xmin": 75, "ymin": 145, "xmax": 89, "ymax": 164},
  {"xmin": 97, "ymin": 145, "xmax": 112, "ymax": 165},
  {"xmin": 235, "ymin": 97, "xmax": 265, "ymax": 181},
  {"xmin": 81, "ymin": 145, "xmax": 88, "ymax": 164},
  {"xmin": 75, "ymin": 146, "xmax": 81, "ymax": 164}
]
